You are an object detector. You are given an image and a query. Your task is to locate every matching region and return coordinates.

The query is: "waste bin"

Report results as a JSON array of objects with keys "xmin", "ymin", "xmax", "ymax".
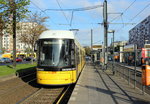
[{"xmin": 142, "ymin": 65, "xmax": 150, "ymax": 86}]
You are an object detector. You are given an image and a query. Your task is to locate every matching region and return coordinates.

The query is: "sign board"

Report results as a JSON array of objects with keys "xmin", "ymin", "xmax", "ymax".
[
  {"xmin": 123, "ymin": 44, "xmax": 135, "ymax": 52},
  {"xmin": 92, "ymin": 45, "xmax": 102, "ymax": 49},
  {"xmin": 144, "ymin": 44, "xmax": 150, "ymax": 48}
]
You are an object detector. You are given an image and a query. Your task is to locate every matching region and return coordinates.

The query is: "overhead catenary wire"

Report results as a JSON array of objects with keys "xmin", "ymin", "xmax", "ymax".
[
  {"xmin": 120, "ymin": 15, "xmax": 124, "ymax": 27},
  {"xmin": 108, "ymin": 12, "xmax": 123, "ymax": 23},
  {"xmin": 110, "ymin": 0, "xmax": 137, "ymax": 23},
  {"xmin": 43, "ymin": 5, "xmax": 103, "ymax": 12},
  {"xmin": 116, "ymin": 1, "xmax": 150, "ymax": 32},
  {"xmin": 31, "ymin": 0, "xmax": 103, "ymax": 27},
  {"xmin": 70, "ymin": 11, "xmax": 74, "ymax": 26},
  {"xmin": 55, "ymin": 0, "xmax": 71, "ymax": 27},
  {"xmin": 130, "ymin": 2, "xmax": 150, "ymax": 21},
  {"xmin": 43, "ymin": 4, "xmax": 103, "ymax": 27},
  {"xmin": 30, "ymin": 1, "xmax": 57, "ymax": 25},
  {"xmin": 123, "ymin": 0, "xmax": 137, "ymax": 14},
  {"xmin": 111, "ymin": 0, "xmax": 136, "ymax": 31}
]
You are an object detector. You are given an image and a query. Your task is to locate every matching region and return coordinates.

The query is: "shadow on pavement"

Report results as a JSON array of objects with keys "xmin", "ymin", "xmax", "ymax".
[
  {"xmin": 15, "ymin": 67, "xmax": 41, "ymax": 88},
  {"xmin": 85, "ymin": 63, "xmax": 150, "ymax": 104}
]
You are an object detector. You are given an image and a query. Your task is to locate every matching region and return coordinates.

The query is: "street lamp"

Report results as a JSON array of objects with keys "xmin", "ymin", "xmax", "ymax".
[
  {"xmin": 108, "ymin": 30, "xmax": 115, "ymax": 54},
  {"xmin": 108, "ymin": 30, "xmax": 115, "ymax": 75}
]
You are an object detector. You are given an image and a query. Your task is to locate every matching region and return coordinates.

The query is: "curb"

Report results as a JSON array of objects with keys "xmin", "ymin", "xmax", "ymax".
[{"xmin": 0, "ymin": 74, "xmax": 17, "ymax": 82}]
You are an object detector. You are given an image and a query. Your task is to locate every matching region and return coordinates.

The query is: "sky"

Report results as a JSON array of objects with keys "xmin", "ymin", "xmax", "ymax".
[{"xmin": 28, "ymin": 0, "xmax": 150, "ymax": 46}]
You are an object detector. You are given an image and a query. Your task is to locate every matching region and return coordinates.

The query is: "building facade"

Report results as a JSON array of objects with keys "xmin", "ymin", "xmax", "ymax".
[
  {"xmin": 2, "ymin": 30, "xmax": 13, "ymax": 53},
  {"xmin": 110, "ymin": 40, "xmax": 128, "ymax": 47},
  {"xmin": 2, "ymin": 22, "xmax": 37, "ymax": 53},
  {"xmin": 129, "ymin": 15, "xmax": 150, "ymax": 49}
]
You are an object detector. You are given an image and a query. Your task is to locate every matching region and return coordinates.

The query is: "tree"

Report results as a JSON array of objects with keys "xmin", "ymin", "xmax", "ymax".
[
  {"xmin": 19, "ymin": 12, "xmax": 48, "ymax": 52},
  {"xmin": 0, "ymin": 0, "xmax": 30, "ymax": 22},
  {"xmin": 0, "ymin": 0, "xmax": 30, "ymax": 51},
  {"xmin": 84, "ymin": 46, "xmax": 91, "ymax": 56},
  {"xmin": 0, "ymin": 0, "xmax": 30, "ymax": 67},
  {"xmin": 18, "ymin": 12, "xmax": 48, "ymax": 64}
]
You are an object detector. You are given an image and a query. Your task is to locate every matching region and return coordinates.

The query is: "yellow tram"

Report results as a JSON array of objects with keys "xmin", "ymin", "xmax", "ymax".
[{"xmin": 36, "ymin": 30, "xmax": 85, "ymax": 85}]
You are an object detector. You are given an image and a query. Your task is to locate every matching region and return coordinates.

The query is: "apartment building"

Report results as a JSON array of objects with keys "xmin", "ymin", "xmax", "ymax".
[
  {"xmin": 2, "ymin": 31, "xmax": 13, "ymax": 53},
  {"xmin": 129, "ymin": 15, "xmax": 150, "ymax": 49},
  {"xmin": 2, "ymin": 22, "xmax": 37, "ymax": 53}
]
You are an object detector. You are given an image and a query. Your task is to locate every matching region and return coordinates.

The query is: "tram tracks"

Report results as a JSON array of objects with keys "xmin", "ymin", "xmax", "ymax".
[
  {"xmin": 0, "ymin": 71, "xmax": 40, "ymax": 104},
  {"xmin": 0, "ymin": 69, "xmax": 76, "ymax": 104},
  {"xmin": 18, "ymin": 85, "xmax": 73, "ymax": 104}
]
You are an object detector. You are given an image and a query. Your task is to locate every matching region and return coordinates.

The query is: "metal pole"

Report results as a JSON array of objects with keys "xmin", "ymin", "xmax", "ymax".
[
  {"xmin": 128, "ymin": 67, "xmax": 130, "ymax": 85},
  {"xmin": 91, "ymin": 29, "xmax": 93, "ymax": 63},
  {"xmin": 111, "ymin": 38, "xmax": 113, "ymax": 71},
  {"xmin": 103, "ymin": 0, "xmax": 108, "ymax": 70},
  {"xmin": 123, "ymin": 51, "xmax": 125, "ymax": 79},
  {"xmin": 102, "ymin": 42, "xmax": 104, "ymax": 67},
  {"xmin": 134, "ymin": 44, "xmax": 137, "ymax": 88},
  {"xmin": 91, "ymin": 29, "xmax": 93, "ymax": 51},
  {"xmin": 112, "ymin": 31, "xmax": 115, "ymax": 75},
  {"xmin": 142, "ymin": 85, "xmax": 145, "ymax": 95}
]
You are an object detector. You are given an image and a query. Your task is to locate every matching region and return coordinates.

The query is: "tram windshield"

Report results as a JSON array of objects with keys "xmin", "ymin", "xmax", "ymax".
[{"xmin": 38, "ymin": 39, "xmax": 74, "ymax": 67}]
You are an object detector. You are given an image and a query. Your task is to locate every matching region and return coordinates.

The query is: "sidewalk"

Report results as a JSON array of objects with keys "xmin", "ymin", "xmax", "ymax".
[
  {"xmin": 0, "ymin": 74, "xmax": 17, "ymax": 82},
  {"xmin": 68, "ymin": 62, "xmax": 150, "ymax": 104}
]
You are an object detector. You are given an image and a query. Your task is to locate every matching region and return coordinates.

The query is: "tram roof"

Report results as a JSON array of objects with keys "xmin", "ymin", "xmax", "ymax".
[{"xmin": 39, "ymin": 30, "xmax": 75, "ymax": 39}]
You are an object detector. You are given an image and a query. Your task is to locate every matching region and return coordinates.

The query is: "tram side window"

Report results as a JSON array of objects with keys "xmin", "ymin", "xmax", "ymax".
[
  {"xmin": 71, "ymin": 41, "xmax": 75, "ymax": 66},
  {"xmin": 80, "ymin": 50, "xmax": 82, "ymax": 62},
  {"xmin": 75, "ymin": 46, "xmax": 80, "ymax": 65},
  {"xmin": 64, "ymin": 41, "xmax": 69, "ymax": 65},
  {"xmin": 78, "ymin": 49, "xmax": 80, "ymax": 64}
]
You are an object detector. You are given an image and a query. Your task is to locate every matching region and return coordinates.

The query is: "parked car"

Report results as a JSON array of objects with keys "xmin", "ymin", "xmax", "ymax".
[
  {"xmin": 0, "ymin": 58, "xmax": 12, "ymax": 63},
  {"xmin": 25, "ymin": 57, "xmax": 36, "ymax": 61},
  {"xmin": 25, "ymin": 57, "xmax": 32, "ymax": 61},
  {"xmin": 16, "ymin": 57, "xmax": 23, "ymax": 62}
]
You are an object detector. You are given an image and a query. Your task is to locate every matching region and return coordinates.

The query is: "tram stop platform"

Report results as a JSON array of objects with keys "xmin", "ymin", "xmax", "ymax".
[{"xmin": 68, "ymin": 62, "xmax": 150, "ymax": 104}]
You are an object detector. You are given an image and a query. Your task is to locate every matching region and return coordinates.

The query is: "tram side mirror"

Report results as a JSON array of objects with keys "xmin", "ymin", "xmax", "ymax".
[{"xmin": 34, "ymin": 40, "xmax": 38, "ymax": 52}]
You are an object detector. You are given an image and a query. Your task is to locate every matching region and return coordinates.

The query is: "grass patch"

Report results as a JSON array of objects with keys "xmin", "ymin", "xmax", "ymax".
[{"xmin": 0, "ymin": 63, "xmax": 36, "ymax": 77}]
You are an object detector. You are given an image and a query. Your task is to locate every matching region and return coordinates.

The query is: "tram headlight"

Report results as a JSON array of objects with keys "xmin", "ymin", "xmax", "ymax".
[{"xmin": 36, "ymin": 68, "xmax": 44, "ymax": 71}]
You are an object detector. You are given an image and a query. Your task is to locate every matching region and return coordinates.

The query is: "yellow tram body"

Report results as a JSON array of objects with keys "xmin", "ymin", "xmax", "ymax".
[
  {"xmin": 36, "ymin": 30, "xmax": 85, "ymax": 85},
  {"xmin": 37, "ymin": 70, "xmax": 77, "ymax": 85}
]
